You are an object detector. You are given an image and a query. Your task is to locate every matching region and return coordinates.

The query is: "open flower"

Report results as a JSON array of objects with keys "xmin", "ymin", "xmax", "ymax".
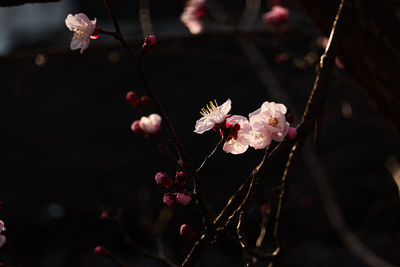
[
  {"xmin": 180, "ymin": 0, "xmax": 206, "ymax": 34},
  {"xmin": 194, "ymin": 99, "xmax": 231, "ymax": 134},
  {"xmin": 139, "ymin": 114, "xmax": 162, "ymax": 135},
  {"xmin": 65, "ymin": 13, "xmax": 97, "ymax": 54},
  {"xmin": 249, "ymin": 102, "xmax": 289, "ymax": 146},
  {"xmin": 0, "ymin": 220, "xmax": 6, "ymax": 248},
  {"xmin": 223, "ymin": 115, "xmax": 253, "ymax": 154}
]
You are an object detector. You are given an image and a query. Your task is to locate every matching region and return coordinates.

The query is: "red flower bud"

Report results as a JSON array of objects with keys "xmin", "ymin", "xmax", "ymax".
[
  {"xmin": 155, "ymin": 172, "xmax": 173, "ymax": 188},
  {"xmin": 163, "ymin": 193, "xmax": 177, "ymax": 207},
  {"xmin": 263, "ymin": 6, "xmax": 289, "ymax": 26},
  {"xmin": 142, "ymin": 35, "xmax": 157, "ymax": 53},
  {"xmin": 260, "ymin": 203, "xmax": 271, "ymax": 215},
  {"xmin": 94, "ymin": 246, "xmax": 110, "ymax": 257},
  {"xmin": 175, "ymin": 171, "xmax": 186, "ymax": 186},
  {"xmin": 275, "ymin": 53, "xmax": 289, "ymax": 64},
  {"xmin": 140, "ymin": 95, "xmax": 150, "ymax": 108},
  {"xmin": 287, "ymin": 127, "xmax": 297, "ymax": 140},
  {"xmin": 126, "ymin": 91, "xmax": 139, "ymax": 106},
  {"xmin": 176, "ymin": 191, "xmax": 192, "ymax": 206},
  {"xmin": 180, "ymin": 224, "xmax": 197, "ymax": 239}
]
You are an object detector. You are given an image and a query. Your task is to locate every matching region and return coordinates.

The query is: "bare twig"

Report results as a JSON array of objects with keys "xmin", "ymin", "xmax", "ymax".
[{"xmin": 103, "ymin": 0, "xmax": 214, "ymax": 225}]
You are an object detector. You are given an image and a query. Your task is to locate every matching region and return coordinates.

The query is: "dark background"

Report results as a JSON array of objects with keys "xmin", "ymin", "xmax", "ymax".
[{"xmin": 0, "ymin": 0, "xmax": 399, "ymax": 266}]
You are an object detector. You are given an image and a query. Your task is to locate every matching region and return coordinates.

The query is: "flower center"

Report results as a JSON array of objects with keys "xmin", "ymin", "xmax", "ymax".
[
  {"xmin": 226, "ymin": 124, "xmax": 241, "ymax": 142},
  {"xmin": 200, "ymin": 100, "xmax": 219, "ymax": 117},
  {"xmin": 268, "ymin": 117, "xmax": 279, "ymax": 127},
  {"xmin": 71, "ymin": 25, "xmax": 89, "ymax": 39}
]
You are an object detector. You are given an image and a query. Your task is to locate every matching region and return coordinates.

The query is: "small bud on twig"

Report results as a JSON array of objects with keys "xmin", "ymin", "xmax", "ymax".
[
  {"xmin": 155, "ymin": 172, "xmax": 173, "ymax": 188},
  {"xmin": 94, "ymin": 246, "xmax": 110, "ymax": 257}
]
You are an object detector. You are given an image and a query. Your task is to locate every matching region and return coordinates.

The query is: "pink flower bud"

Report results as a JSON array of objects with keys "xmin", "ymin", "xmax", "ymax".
[
  {"xmin": 335, "ymin": 56, "xmax": 344, "ymax": 69},
  {"xmin": 263, "ymin": 6, "xmax": 289, "ymax": 26},
  {"xmin": 126, "ymin": 91, "xmax": 139, "ymax": 106},
  {"xmin": 176, "ymin": 192, "xmax": 192, "ymax": 206},
  {"xmin": 180, "ymin": 224, "xmax": 197, "ymax": 239},
  {"xmin": 163, "ymin": 193, "xmax": 177, "ymax": 207},
  {"xmin": 175, "ymin": 171, "xmax": 186, "ymax": 186},
  {"xmin": 131, "ymin": 120, "xmax": 142, "ymax": 134},
  {"xmin": 94, "ymin": 246, "xmax": 110, "ymax": 257},
  {"xmin": 140, "ymin": 95, "xmax": 150, "ymax": 108},
  {"xmin": 155, "ymin": 172, "xmax": 173, "ymax": 188},
  {"xmin": 99, "ymin": 210, "xmax": 109, "ymax": 220},
  {"xmin": 287, "ymin": 127, "xmax": 297, "ymax": 140},
  {"xmin": 142, "ymin": 35, "xmax": 157, "ymax": 53}
]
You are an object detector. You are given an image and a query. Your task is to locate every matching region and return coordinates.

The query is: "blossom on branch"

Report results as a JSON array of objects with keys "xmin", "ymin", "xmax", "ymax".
[
  {"xmin": 194, "ymin": 99, "xmax": 231, "ymax": 134},
  {"xmin": 180, "ymin": 0, "xmax": 207, "ymax": 34},
  {"xmin": 249, "ymin": 101, "xmax": 289, "ymax": 148},
  {"xmin": 139, "ymin": 114, "xmax": 162, "ymax": 135},
  {"xmin": 65, "ymin": 13, "xmax": 97, "ymax": 54},
  {"xmin": 223, "ymin": 115, "xmax": 253, "ymax": 154}
]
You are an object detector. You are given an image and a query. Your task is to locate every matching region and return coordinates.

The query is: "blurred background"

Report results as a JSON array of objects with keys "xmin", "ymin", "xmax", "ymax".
[{"xmin": 0, "ymin": 0, "xmax": 400, "ymax": 266}]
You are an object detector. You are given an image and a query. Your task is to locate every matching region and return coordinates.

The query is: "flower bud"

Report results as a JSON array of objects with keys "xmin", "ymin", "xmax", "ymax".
[
  {"xmin": 155, "ymin": 172, "xmax": 173, "ymax": 188},
  {"xmin": 140, "ymin": 95, "xmax": 150, "ymax": 108},
  {"xmin": 126, "ymin": 91, "xmax": 139, "ymax": 106},
  {"xmin": 263, "ymin": 6, "xmax": 289, "ymax": 26},
  {"xmin": 176, "ymin": 191, "xmax": 192, "ymax": 206},
  {"xmin": 142, "ymin": 35, "xmax": 157, "ymax": 53},
  {"xmin": 99, "ymin": 210, "xmax": 109, "ymax": 220},
  {"xmin": 131, "ymin": 120, "xmax": 142, "ymax": 134},
  {"xmin": 180, "ymin": 224, "xmax": 197, "ymax": 239},
  {"xmin": 163, "ymin": 193, "xmax": 177, "ymax": 207},
  {"xmin": 175, "ymin": 171, "xmax": 186, "ymax": 186},
  {"xmin": 275, "ymin": 53, "xmax": 289, "ymax": 64},
  {"xmin": 94, "ymin": 246, "xmax": 110, "ymax": 257},
  {"xmin": 287, "ymin": 127, "xmax": 297, "ymax": 140}
]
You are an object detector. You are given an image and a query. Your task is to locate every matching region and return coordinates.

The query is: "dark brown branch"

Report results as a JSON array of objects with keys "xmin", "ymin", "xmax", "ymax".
[
  {"xmin": 115, "ymin": 215, "xmax": 178, "ymax": 267},
  {"xmin": 103, "ymin": 0, "xmax": 213, "ymax": 225}
]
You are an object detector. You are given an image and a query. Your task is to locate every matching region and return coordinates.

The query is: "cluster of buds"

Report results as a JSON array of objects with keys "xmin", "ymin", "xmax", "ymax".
[
  {"xmin": 262, "ymin": 0, "xmax": 289, "ymax": 26},
  {"xmin": 155, "ymin": 171, "xmax": 192, "ymax": 207},
  {"xmin": 126, "ymin": 91, "xmax": 149, "ymax": 109},
  {"xmin": 131, "ymin": 114, "xmax": 162, "ymax": 137},
  {"xmin": 194, "ymin": 99, "xmax": 297, "ymax": 154}
]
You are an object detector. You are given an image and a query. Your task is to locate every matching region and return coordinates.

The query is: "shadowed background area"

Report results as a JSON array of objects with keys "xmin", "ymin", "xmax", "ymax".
[{"xmin": 1, "ymin": 0, "xmax": 400, "ymax": 266}]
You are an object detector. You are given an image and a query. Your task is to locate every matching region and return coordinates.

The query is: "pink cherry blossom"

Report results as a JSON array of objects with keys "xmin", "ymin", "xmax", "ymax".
[
  {"xmin": 194, "ymin": 99, "xmax": 231, "ymax": 134},
  {"xmin": 223, "ymin": 115, "xmax": 253, "ymax": 154},
  {"xmin": 176, "ymin": 192, "xmax": 192, "ymax": 205},
  {"xmin": 139, "ymin": 114, "xmax": 162, "ymax": 134},
  {"xmin": 262, "ymin": 6, "xmax": 289, "ymax": 26},
  {"xmin": 65, "ymin": 13, "xmax": 97, "ymax": 54},
  {"xmin": 0, "ymin": 220, "xmax": 5, "ymax": 248},
  {"xmin": 249, "ymin": 101, "xmax": 289, "ymax": 148},
  {"xmin": 180, "ymin": 0, "xmax": 206, "ymax": 34}
]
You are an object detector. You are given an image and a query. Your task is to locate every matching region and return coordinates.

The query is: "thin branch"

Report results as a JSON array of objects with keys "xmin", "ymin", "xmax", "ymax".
[
  {"xmin": 103, "ymin": 0, "xmax": 214, "ymax": 225},
  {"xmin": 115, "ymin": 215, "xmax": 178, "ymax": 267},
  {"xmin": 196, "ymin": 135, "xmax": 227, "ymax": 173}
]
